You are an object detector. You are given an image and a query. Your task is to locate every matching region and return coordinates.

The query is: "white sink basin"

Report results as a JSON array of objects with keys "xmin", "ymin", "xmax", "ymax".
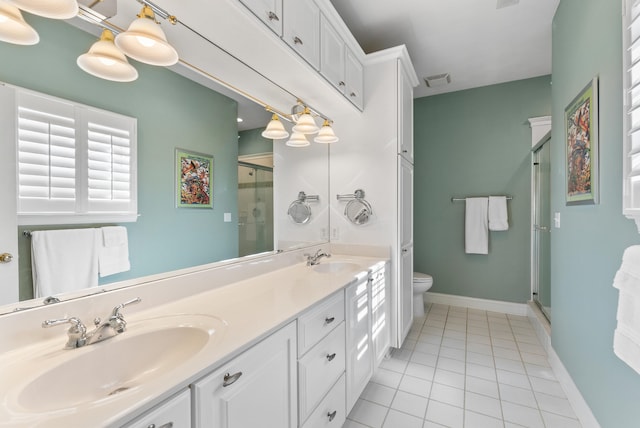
[
  {"xmin": 312, "ymin": 261, "xmax": 362, "ymax": 274},
  {"xmin": 11, "ymin": 314, "xmax": 226, "ymax": 412}
]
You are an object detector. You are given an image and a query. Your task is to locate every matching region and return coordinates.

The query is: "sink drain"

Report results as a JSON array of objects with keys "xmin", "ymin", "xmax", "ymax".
[{"xmin": 108, "ymin": 386, "xmax": 130, "ymax": 396}]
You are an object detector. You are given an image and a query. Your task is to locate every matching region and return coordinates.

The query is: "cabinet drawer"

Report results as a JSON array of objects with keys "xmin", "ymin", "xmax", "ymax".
[
  {"xmin": 298, "ymin": 323, "xmax": 345, "ymax": 422},
  {"xmin": 297, "ymin": 292, "xmax": 344, "ymax": 356},
  {"xmin": 301, "ymin": 374, "xmax": 346, "ymax": 428},
  {"xmin": 121, "ymin": 389, "xmax": 190, "ymax": 428}
]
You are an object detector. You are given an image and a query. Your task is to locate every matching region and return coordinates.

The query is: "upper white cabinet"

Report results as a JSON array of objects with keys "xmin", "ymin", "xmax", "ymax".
[
  {"xmin": 239, "ymin": 0, "xmax": 283, "ymax": 35},
  {"xmin": 398, "ymin": 61, "xmax": 414, "ymax": 163},
  {"xmin": 345, "ymin": 49, "xmax": 364, "ymax": 110},
  {"xmin": 282, "ymin": 0, "xmax": 320, "ymax": 70}
]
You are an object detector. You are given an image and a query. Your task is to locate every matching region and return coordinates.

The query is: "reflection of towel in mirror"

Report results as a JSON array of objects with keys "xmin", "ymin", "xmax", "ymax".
[
  {"xmin": 99, "ymin": 226, "xmax": 131, "ymax": 277},
  {"xmin": 613, "ymin": 245, "xmax": 640, "ymax": 375},
  {"xmin": 31, "ymin": 228, "xmax": 100, "ymax": 298},
  {"xmin": 465, "ymin": 198, "xmax": 489, "ymax": 254}
]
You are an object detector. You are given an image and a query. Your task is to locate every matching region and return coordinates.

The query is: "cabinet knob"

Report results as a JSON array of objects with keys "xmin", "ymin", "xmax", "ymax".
[
  {"xmin": 350, "ymin": 92, "xmax": 357, "ymax": 97},
  {"xmin": 324, "ymin": 316, "xmax": 335, "ymax": 324},
  {"xmin": 327, "ymin": 410, "xmax": 337, "ymax": 422},
  {"xmin": 402, "ymin": 248, "xmax": 408, "ymax": 253},
  {"xmin": 293, "ymin": 36, "xmax": 303, "ymax": 45},
  {"xmin": 338, "ymin": 81, "xmax": 345, "ymax": 86},
  {"xmin": 326, "ymin": 352, "xmax": 336, "ymax": 362},
  {"xmin": 223, "ymin": 371, "xmax": 243, "ymax": 387},
  {"xmin": 0, "ymin": 253, "xmax": 13, "ymax": 263},
  {"xmin": 267, "ymin": 11, "xmax": 279, "ymax": 21},
  {"xmin": 147, "ymin": 423, "xmax": 173, "ymax": 428},
  {"xmin": 402, "ymin": 149, "xmax": 408, "ymax": 153}
]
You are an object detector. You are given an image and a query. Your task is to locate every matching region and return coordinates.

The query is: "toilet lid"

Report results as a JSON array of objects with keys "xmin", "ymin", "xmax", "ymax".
[{"xmin": 413, "ymin": 272, "xmax": 432, "ymax": 283}]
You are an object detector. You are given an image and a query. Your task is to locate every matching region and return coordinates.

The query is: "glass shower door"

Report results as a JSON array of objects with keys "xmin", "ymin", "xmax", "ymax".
[
  {"xmin": 238, "ymin": 163, "xmax": 274, "ymax": 257},
  {"xmin": 532, "ymin": 140, "xmax": 551, "ymax": 321}
]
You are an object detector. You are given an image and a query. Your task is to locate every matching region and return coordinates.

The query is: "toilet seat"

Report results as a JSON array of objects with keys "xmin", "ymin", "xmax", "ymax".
[{"xmin": 413, "ymin": 272, "xmax": 433, "ymax": 284}]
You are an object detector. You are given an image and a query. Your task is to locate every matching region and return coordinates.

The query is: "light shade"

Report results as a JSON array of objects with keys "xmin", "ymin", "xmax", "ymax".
[
  {"xmin": 292, "ymin": 107, "xmax": 319, "ymax": 134},
  {"xmin": 314, "ymin": 120, "xmax": 339, "ymax": 143},
  {"xmin": 77, "ymin": 29, "xmax": 138, "ymax": 83},
  {"xmin": 0, "ymin": 2, "xmax": 38, "ymax": 45},
  {"xmin": 115, "ymin": 5, "xmax": 178, "ymax": 66},
  {"xmin": 261, "ymin": 114, "xmax": 289, "ymax": 139},
  {"xmin": 7, "ymin": 0, "xmax": 78, "ymax": 19},
  {"xmin": 286, "ymin": 131, "xmax": 310, "ymax": 147}
]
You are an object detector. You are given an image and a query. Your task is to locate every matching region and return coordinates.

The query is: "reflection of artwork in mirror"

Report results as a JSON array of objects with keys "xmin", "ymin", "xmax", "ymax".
[
  {"xmin": 565, "ymin": 77, "xmax": 599, "ymax": 205},
  {"xmin": 176, "ymin": 149, "xmax": 214, "ymax": 208}
]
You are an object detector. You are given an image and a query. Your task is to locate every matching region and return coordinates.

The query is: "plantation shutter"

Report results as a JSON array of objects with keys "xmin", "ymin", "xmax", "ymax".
[{"xmin": 625, "ymin": 0, "xmax": 640, "ymax": 228}]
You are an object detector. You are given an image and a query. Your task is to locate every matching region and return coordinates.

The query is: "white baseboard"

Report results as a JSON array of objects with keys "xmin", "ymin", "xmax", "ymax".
[
  {"xmin": 424, "ymin": 292, "xmax": 528, "ymax": 316},
  {"xmin": 526, "ymin": 303, "xmax": 601, "ymax": 428}
]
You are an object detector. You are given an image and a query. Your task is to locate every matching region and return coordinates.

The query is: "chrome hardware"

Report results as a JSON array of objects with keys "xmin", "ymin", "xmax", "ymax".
[
  {"xmin": 293, "ymin": 36, "xmax": 303, "ymax": 45},
  {"xmin": 338, "ymin": 81, "xmax": 345, "ymax": 86},
  {"xmin": 325, "ymin": 316, "xmax": 335, "ymax": 324},
  {"xmin": 147, "ymin": 423, "xmax": 173, "ymax": 428},
  {"xmin": 402, "ymin": 248, "xmax": 408, "ymax": 253},
  {"xmin": 305, "ymin": 249, "xmax": 331, "ymax": 266},
  {"xmin": 43, "ymin": 297, "xmax": 142, "ymax": 349},
  {"xmin": 326, "ymin": 353, "xmax": 336, "ymax": 362},
  {"xmin": 534, "ymin": 224, "xmax": 550, "ymax": 232},
  {"xmin": 267, "ymin": 11, "xmax": 279, "ymax": 21},
  {"xmin": 0, "ymin": 253, "xmax": 13, "ymax": 263},
  {"xmin": 328, "ymin": 410, "xmax": 337, "ymax": 422},
  {"xmin": 402, "ymin": 149, "xmax": 408, "ymax": 153},
  {"xmin": 43, "ymin": 296, "xmax": 60, "ymax": 305},
  {"xmin": 223, "ymin": 371, "xmax": 243, "ymax": 387},
  {"xmin": 350, "ymin": 92, "xmax": 356, "ymax": 97}
]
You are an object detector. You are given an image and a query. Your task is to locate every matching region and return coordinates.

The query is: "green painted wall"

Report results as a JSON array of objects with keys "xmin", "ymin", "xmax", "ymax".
[
  {"xmin": 551, "ymin": 1, "xmax": 640, "ymax": 426},
  {"xmin": 239, "ymin": 128, "xmax": 272, "ymax": 156},
  {"xmin": 0, "ymin": 17, "xmax": 239, "ymax": 300},
  {"xmin": 414, "ymin": 76, "xmax": 551, "ymax": 303}
]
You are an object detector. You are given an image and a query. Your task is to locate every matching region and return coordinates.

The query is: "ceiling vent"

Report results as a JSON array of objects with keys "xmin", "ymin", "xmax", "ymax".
[
  {"xmin": 496, "ymin": 0, "xmax": 519, "ymax": 9},
  {"xmin": 77, "ymin": 0, "xmax": 117, "ymax": 24},
  {"xmin": 424, "ymin": 73, "xmax": 451, "ymax": 88}
]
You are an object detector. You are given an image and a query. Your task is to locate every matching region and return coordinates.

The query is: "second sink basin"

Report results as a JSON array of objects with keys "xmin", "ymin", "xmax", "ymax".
[
  {"xmin": 312, "ymin": 261, "xmax": 363, "ymax": 274},
  {"xmin": 14, "ymin": 314, "xmax": 226, "ymax": 413}
]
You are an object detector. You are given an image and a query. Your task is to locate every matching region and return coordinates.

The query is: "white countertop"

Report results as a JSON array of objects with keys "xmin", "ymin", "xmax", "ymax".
[{"xmin": 0, "ymin": 253, "xmax": 387, "ymax": 427}]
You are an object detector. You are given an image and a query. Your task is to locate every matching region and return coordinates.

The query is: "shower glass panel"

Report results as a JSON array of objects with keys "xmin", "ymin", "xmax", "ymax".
[
  {"xmin": 533, "ymin": 140, "xmax": 551, "ymax": 321},
  {"xmin": 238, "ymin": 163, "xmax": 274, "ymax": 257}
]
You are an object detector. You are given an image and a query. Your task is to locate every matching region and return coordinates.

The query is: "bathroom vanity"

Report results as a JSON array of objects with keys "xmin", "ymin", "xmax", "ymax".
[{"xmin": 0, "ymin": 247, "xmax": 389, "ymax": 427}]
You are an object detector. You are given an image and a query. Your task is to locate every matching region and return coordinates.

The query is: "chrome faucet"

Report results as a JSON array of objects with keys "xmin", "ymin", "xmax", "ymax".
[
  {"xmin": 42, "ymin": 297, "xmax": 141, "ymax": 349},
  {"xmin": 305, "ymin": 249, "xmax": 331, "ymax": 266}
]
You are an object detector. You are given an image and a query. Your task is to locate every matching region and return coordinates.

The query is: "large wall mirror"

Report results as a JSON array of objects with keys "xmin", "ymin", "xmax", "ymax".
[{"xmin": 0, "ymin": 0, "xmax": 330, "ymax": 313}]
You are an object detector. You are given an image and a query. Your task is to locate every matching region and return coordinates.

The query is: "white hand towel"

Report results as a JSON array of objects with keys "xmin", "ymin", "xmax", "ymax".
[
  {"xmin": 613, "ymin": 245, "xmax": 640, "ymax": 375},
  {"xmin": 99, "ymin": 226, "xmax": 131, "ymax": 277},
  {"xmin": 465, "ymin": 197, "xmax": 489, "ymax": 255},
  {"xmin": 488, "ymin": 196, "xmax": 509, "ymax": 231},
  {"xmin": 31, "ymin": 228, "xmax": 100, "ymax": 298}
]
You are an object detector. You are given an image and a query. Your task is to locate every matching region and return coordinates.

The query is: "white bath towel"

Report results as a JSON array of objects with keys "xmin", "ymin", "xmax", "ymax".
[
  {"xmin": 99, "ymin": 226, "xmax": 131, "ymax": 277},
  {"xmin": 613, "ymin": 245, "xmax": 640, "ymax": 375},
  {"xmin": 488, "ymin": 196, "xmax": 509, "ymax": 231},
  {"xmin": 465, "ymin": 197, "xmax": 489, "ymax": 255},
  {"xmin": 31, "ymin": 228, "xmax": 100, "ymax": 298}
]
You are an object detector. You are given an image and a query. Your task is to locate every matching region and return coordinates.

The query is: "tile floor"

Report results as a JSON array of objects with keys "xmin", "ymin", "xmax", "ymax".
[{"xmin": 345, "ymin": 303, "xmax": 583, "ymax": 428}]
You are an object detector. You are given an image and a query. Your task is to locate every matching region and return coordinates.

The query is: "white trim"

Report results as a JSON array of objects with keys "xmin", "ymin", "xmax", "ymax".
[
  {"xmin": 527, "ymin": 303, "xmax": 601, "ymax": 428},
  {"xmin": 364, "ymin": 45, "xmax": 420, "ymax": 87},
  {"xmin": 424, "ymin": 292, "xmax": 528, "ymax": 316}
]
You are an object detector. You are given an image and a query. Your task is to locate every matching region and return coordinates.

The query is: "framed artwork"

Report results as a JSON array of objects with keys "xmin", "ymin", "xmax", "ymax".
[
  {"xmin": 565, "ymin": 77, "xmax": 599, "ymax": 205},
  {"xmin": 175, "ymin": 148, "xmax": 213, "ymax": 208}
]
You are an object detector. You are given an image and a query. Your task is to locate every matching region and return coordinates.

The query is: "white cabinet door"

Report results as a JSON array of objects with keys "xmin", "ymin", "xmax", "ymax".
[
  {"xmin": 371, "ymin": 263, "xmax": 390, "ymax": 367},
  {"xmin": 345, "ymin": 278, "xmax": 372, "ymax": 413},
  {"xmin": 239, "ymin": 0, "xmax": 283, "ymax": 35},
  {"xmin": 399, "ymin": 245, "xmax": 414, "ymax": 345},
  {"xmin": 122, "ymin": 389, "xmax": 191, "ymax": 428},
  {"xmin": 345, "ymin": 49, "xmax": 364, "ymax": 110},
  {"xmin": 282, "ymin": 0, "xmax": 320, "ymax": 69},
  {"xmin": 319, "ymin": 15, "xmax": 345, "ymax": 93},
  {"xmin": 398, "ymin": 156, "xmax": 414, "ymax": 345},
  {"xmin": 398, "ymin": 60, "xmax": 414, "ymax": 163},
  {"xmin": 192, "ymin": 322, "xmax": 297, "ymax": 428},
  {"xmin": 399, "ymin": 157, "xmax": 414, "ymax": 248}
]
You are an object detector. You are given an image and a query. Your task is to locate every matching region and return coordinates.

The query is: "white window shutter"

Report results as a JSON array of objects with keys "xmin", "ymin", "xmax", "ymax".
[{"xmin": 624, "ymin": 0, "xmax": 640, "ymax": 231}]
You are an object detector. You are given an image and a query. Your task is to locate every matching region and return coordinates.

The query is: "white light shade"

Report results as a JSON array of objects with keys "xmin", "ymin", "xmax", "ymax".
[
  {"xmin": 286, "ymin": 131, "xmax": 310, "ymax": 147},
  {"xmin": 115, "ymin": 5, "xmax": 178, "ymax": 66},
  {"xmin": 7, "ymin": 0, "xmax": 78, "ymax": 19},
  {"xmin": 314, "ymin": 120, "xmax": 339, "ymax": 143},
  {"xmin": 77, "ymin": 29, "xmax": 138, "ymax": 83},
  {"xmin": 261, "ymin": 114, "xmax": 289, "ymax": 139},
  {"xmin": 0, "ymin": 2, "xmax": 38, "ymax": 45},
  {"xmin": 292, "ymin": 108, "xmax": 319, "ymax": 134}
]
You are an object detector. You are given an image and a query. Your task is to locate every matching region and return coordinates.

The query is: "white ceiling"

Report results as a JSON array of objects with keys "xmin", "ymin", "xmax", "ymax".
[{"xmin": 330, "ymin": 0, "xmax": 560, "ymax": 98}]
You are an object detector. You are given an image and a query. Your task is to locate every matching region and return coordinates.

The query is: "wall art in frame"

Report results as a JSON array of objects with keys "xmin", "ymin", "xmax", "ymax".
[
  {"xmin": 175, "ymin": 148, "xmax": 213, "ymax": 208},
  {"xmin": 565, "ymin": 77, "xmax": 599, "ymax": 205}
]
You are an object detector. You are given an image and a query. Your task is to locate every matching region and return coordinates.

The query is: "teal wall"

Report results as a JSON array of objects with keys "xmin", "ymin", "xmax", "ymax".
[
  {"xmin": 414, "ymin": 76, "xmax": 551, "ymax": 303},
  {"xmin": 0, "ymin": 17, "xmax": 239, "ymax": 300},
  {"xmin": 551, "ymin": 1, "xmax": 640, "ymax": 426},
  {"xmin": 239, "ymin": 128, "xmax": 272, "ymax": 156}
]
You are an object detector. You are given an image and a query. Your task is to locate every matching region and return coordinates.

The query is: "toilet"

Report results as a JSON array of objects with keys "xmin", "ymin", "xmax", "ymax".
[{"xmin": 413, "ymin": 272, "xmax": 433, "ymax": 317}]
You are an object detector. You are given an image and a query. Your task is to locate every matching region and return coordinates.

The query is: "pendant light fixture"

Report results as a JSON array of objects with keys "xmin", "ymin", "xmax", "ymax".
[
  {"xmin": 261, "ymin": 113, "xmax": 290, "ymax": 139},
  {"xmin": 286, "ymin": 131, "xmax": 310, "ymax": 147},
  {"xmin": 7, "ymin": 0, "xmax": 78, "ymax": 19},
  {"xmin": 115, "ymin": 4, "xmax": 178, "ymax": 66},
  {"xmin": 292, "ymin": 107, "xmax": 319, "ymax": 134},
  {"xmin": 77, "ymin": 29, "xmax": 138, "ymax": 82},
  {"xmin": 0, "ymin": 1, "xmax": 38, "ymax": 45},
  {"xmin": 314, "ymin": 120, "xmax": 339, "ymax": 143}
]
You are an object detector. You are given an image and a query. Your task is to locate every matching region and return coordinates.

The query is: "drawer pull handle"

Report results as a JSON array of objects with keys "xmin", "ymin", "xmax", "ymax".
[
  {"xmin": 223, "ymin": 371, "xmax": 243, "ymax": 387},
  {"xmin": 350, "ymin": 92, "xmax": 357, "ymax": 97},
  {"xmin": 328, "ymin": 410, "xmax": 337, "ymax": 422},
  {"xmin": 325, "ymin": 316, "xmax": 335, "ymax": 324},
  {"xmin": 268, "ymin": 11, "xmax": 280, "ymax": 21},
  {"xmin": 293, "ymin": 36, "xmax": 303, "ymax": 45},
  {"xmin": 326, "ymin": 352, "xmax": 336, "ymax": 361},
  {"xmin": 147, "ymin": 423, "xmax": 173, "ymax": 428}
]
